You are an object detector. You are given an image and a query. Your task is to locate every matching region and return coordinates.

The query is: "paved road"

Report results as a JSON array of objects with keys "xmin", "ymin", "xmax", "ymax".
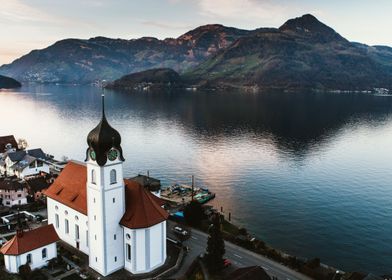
[{"xmin": 168, "ymin": 221, "xmax": 312, "ymax": 280}]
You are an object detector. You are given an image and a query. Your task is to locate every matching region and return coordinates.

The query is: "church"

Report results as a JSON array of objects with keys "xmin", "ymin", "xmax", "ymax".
[{"xmin": 44, "ymin": 95, "xmax": 168, "ymax": 276}]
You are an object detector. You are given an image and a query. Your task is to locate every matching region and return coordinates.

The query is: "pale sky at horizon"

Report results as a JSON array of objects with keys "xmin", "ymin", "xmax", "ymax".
[{"xmin": 1, "ymin": 0, "xmax": 392, "ymax": 65}]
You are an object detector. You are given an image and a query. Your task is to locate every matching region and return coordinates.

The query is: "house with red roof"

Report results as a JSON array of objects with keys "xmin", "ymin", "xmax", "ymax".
[
  {"xmin": 0, "ymin": 224, "xmax": 60, "ymax": 273},
  {"xmin": 44, "ymin": 95, "xmax": 168, "ymax": 277}
]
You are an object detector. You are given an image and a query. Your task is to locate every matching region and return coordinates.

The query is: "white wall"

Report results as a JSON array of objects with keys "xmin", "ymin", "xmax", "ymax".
[
  {"xmin": 47, "ymin": 197, "xmax": 89, "ymax": 254},
  {"xmin": 2, "ymin": 197, "xmax": 27, "ymax": 206},
  {"xmin": 18, "ymin": 162, "xmax": 50, "ymax": 179},
  {"xmin": 123, "ymin": 221, "xmax": 166, "ymax": 274},
  {"xmin": 4, "ymin": 242, "xmax": 57, "ymax": 273}
]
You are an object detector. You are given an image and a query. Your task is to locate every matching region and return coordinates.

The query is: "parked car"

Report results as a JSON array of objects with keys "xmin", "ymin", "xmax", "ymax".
[
  {"xmin": 172, "ymin": 226, "xmax": 189, "ymax": 237},
  {"xmin": 35, "ymin": 214, "xmax": 44, "ymax": 222}
]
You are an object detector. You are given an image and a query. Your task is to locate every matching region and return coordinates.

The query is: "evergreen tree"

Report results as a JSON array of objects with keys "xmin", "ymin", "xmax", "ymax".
[
  {"xmin": 184, "ymin": 200, "xmax": 204, "ymax": 227},
  {"xmin": 205, "ymin": 214, "xmax": 225, "ymax": 274}
]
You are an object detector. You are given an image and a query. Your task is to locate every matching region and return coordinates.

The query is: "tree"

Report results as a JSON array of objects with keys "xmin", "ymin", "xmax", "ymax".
[
  {"xmin": 183, "ymin": 200, "xmax": 204, "ymax": 227},
  {"xmin": 17, "ymin": 138, "xmax": 28, "ymax": 150},
  {"xmin": 205, "ymin": 214, "xmax": 225, "ymax": 274},
  {"xmin": 18, "ymin": 264, "xmax": 31, "ymax": 280}
]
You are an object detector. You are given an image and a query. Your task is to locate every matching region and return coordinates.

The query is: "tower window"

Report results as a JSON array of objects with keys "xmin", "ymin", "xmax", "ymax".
[
  {"xmin": 110, "ymin": 169, "xmax": 117, "ymax": 184},
  {"xmin": 114, "ymin": 234, "xmax": 116, "ymax": 240},
  {"xmin": 113, "ymin": 198, "xmax": 115, "ymax": 203},
  {"xmin": 91, "ymin": 169, "xmax": 96, "ymax": 184},
  {"xmin": 115, "ymin": 256, "xmax": 117, "ymax": 262}
]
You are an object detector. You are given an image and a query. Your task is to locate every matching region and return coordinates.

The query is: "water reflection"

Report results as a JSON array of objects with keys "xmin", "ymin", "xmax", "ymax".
[{"xmin": 1, "ymin": 85, "xmax": 392, "ymax": 274}]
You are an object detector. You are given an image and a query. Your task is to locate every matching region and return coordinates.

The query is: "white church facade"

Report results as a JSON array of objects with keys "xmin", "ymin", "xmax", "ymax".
[{"xmin": 44, "ymin": 95, "xmax": 168, "ymax": 276}]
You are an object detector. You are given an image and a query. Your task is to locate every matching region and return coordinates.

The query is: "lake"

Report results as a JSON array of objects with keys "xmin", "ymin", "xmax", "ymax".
[{"xmin": 1, "ymin": 84, "xmax": 392, "ymax": 275}]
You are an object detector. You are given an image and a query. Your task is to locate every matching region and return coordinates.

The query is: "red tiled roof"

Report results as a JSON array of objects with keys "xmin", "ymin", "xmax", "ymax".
[
  {"xmin": 0, "ymin": 225, "xmax": 59, "ymax": 255},
  {"xmin": 45, "ymin": 162, "xmax": 168, "ymax": 228},
  {"xmin": 44, "ymin": 161, "xmax": 87, "ymax": 215},
  {"xmin": 120, "ymin": 179, "xmax": 168, "ymax": 229}
]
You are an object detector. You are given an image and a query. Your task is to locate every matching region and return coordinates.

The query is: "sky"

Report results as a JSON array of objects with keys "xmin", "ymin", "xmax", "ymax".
[{"xmin": 0, "ymin": 0, "xmax": 392, "ymax": 65}]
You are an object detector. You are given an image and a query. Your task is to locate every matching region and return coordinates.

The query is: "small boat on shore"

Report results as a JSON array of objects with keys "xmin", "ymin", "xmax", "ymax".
[{"xmin": 161, "ymin": 183, "xmax": 215, "ymax": 205}]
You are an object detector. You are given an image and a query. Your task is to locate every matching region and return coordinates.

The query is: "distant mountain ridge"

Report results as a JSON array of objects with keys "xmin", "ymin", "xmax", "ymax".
[
  {"xmin": 186, "ymin": 14, "xmax": 392, "ymax": 90},
  {"xmin": 0, "ymin": 24, "xmax": 254, "ymax": 84},
  {"xmin": 1, "ymin": 14, "xmax": 392, "ymax": 91}
]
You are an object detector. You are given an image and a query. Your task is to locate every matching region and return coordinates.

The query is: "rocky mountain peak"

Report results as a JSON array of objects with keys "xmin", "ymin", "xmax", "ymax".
[{"xmin": 279, "ymin": 14, "xmax": 346, "ymax": 43}]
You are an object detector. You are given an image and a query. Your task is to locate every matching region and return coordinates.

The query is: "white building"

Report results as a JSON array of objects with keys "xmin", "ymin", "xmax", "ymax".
[
  {"xmin": 0, "ymin": 177, "xmax": 28, "ymax": 206},
  {"xmin": 0, "ymin": 224, "xmax": 59, "ymax": 273},
  {"xmin": 0, "ymin": 148, "xmax": 50, "ymax": 179},
  {"xmin": 44, "ymin": 95, "xmax": 168, "ymax": 277}
]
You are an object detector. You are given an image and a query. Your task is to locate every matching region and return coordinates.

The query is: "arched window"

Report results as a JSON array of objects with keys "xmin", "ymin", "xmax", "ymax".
[
  {"xmin": 91, "ymin": 169, "xmax": 96, "ymax": 184},
  {"xmin": 110, "ymin": 169, "xmax": 117, "ymax": 184},
  {"xmin": 42, "ymin": 248, "xmax": 47, "ymax": 259},
  {"xmin": 26, "ymin": 253, "xmax": 32, "ymax": 263}
]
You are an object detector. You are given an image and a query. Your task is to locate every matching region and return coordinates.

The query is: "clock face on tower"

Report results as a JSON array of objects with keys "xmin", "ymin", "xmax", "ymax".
[
  {"xmin": 108, "ymin": 149, "xmax": 118, "ymax": 161},
  {"xmin": 89, "ymin": 149, "xmax": 96, "ymax": 161}
]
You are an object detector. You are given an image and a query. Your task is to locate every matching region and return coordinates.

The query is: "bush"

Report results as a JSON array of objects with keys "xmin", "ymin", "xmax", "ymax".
[
  {"xmin": 30, "ymin": 270, "xmax": 46, "ymax": 280},
  {"xmin": 18, "ymin": 264, "xmax": 31, "ymax": 280}
]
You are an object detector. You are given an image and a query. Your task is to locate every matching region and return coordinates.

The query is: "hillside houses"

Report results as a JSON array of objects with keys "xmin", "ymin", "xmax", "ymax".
[
  {"xmin": 0, "ymin": 148, "xmax": 50, "ymax": 179},
  {"xmin": 0, "ymin": 178, "xmax": 28, "ymax": 206}
]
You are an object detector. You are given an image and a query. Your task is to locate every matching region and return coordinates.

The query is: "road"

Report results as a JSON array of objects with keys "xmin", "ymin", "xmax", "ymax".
[{"xmin": 168, "ymin": 221, "xmax": 312, "ymax": 280}]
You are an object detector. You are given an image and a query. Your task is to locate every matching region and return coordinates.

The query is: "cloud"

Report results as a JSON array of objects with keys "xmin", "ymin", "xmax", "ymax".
[
  {"xmin": 196, "ymin": 0, "xmax": 301, "ymax": 26},
  {"xmin": 0, "ymin": 0, "xmax": 57, "ymax": 23},
  {"xmin": 0, "ymin": 0, "xmax": 88, "ymax": 27},
  {"xmin": 141, "ymin": 20, "xmax": 193, "ymax": 31}
]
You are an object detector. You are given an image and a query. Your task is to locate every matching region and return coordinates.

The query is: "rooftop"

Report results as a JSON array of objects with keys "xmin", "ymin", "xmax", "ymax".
[
  {"xmin": 0, "ymin": 224, "xmax": 60, "ymax": 255},
  {"xmin": 6, "ymin": 148, "xmax": 48, "ymax": 163},
  {"xmin": 45, "ymin": 161, "xmax": 168, "ymax": 228},
  {"xmin": 0, "ymin": 177, "xmax": 26, "ymax": 191},
  {"xmin": 26, "ymin": 175, "xmax": 52, "ymax": 193},
  {"xmin": 128, "ymin": 174, "xmax": 161, "ymax": 192},
  {"xmin": 0, "ymin": 135, "xmax": 18, "ymax": 153}
]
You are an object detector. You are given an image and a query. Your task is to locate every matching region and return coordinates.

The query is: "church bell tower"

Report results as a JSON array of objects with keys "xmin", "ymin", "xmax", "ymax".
[{"xmin": 85, "ymin": 94, "xmax": 126, "ymax": 276}]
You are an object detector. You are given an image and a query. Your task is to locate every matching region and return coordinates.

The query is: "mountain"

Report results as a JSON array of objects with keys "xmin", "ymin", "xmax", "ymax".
[
  {"xmin": 186, "ymin": 14, "xmax": 392, "ymax": 90},
  {"xmin": 0, "ymin": 75, "xmax": 21, "ymax": 89},
  {"xmin": 0, "ymin": 25, "xmax": 252, "ymax": 84},
  {"xmin": 1, "ymin": 14, "xmax": 391, "ymax": 90},
  {"xmin": 106, "ymin": 68, "xmax": 182, "ymax": 90}
]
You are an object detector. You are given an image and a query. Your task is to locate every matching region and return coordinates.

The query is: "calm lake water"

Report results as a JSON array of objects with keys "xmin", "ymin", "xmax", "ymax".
[{"xmin": 1, "ymin": 85, "xmax": 392, "ymax": 275}]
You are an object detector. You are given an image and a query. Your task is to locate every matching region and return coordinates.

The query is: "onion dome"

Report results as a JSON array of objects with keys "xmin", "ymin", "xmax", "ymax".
[{"xmin": 86, "ymin": 94, "xmax": 125, "ymax": 166}]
